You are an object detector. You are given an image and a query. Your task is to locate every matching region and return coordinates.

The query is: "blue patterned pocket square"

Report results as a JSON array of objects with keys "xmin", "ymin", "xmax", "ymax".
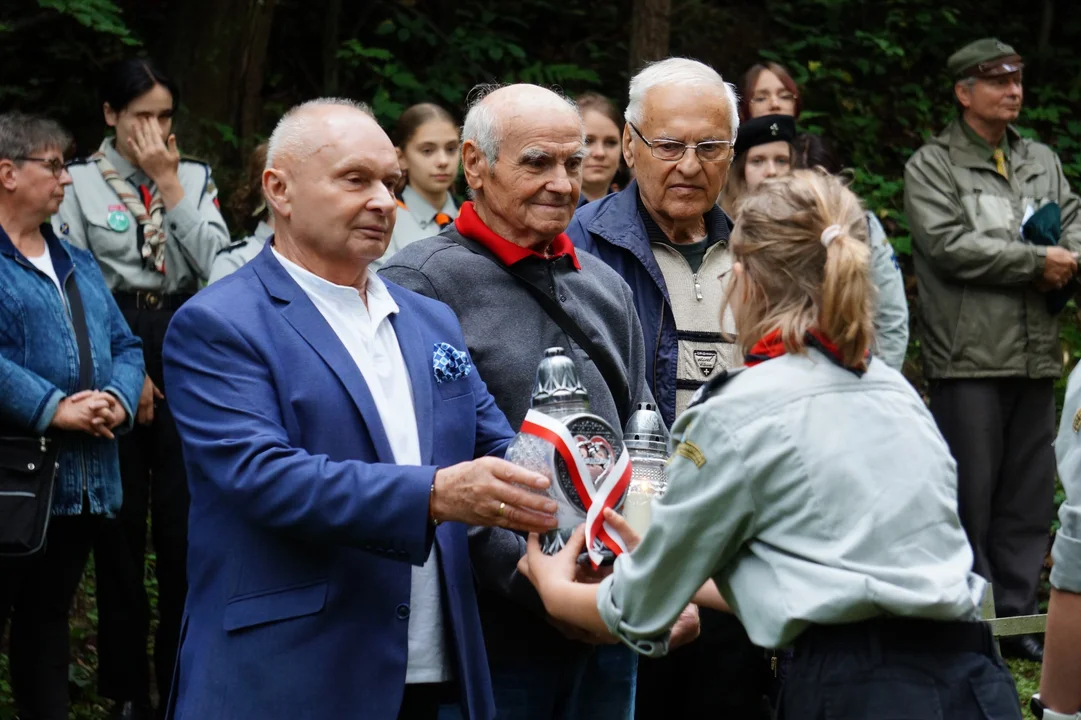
[{"xmin": 433, "ymin": 342, "xmax": 473, "ymax": 384}]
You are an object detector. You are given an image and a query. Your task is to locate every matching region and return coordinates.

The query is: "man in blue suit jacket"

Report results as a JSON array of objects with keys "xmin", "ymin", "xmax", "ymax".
[{"xmin": 161, "ymin": 99, "xmax": 558, "ymax": 720}]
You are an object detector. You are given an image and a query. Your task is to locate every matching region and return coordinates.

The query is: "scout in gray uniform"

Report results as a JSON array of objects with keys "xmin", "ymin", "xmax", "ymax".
[
  {"xmin": 208, "ymin": 143, "xmax": 271, "ymax": 284},
  {"xmin": 905, "ymin": 39, "xmax": 1081, "ymax": 662},
  {"xmin": 1033, "ymin": 364, "xmax": 1081, "ymax": 718},
  {"xmin": 523, "ymin": 171, "xmax": 1021, "ymax": 719},
  {"xmin": 52, "ymin": 58, "xmax": 228, "ymax": 720}
]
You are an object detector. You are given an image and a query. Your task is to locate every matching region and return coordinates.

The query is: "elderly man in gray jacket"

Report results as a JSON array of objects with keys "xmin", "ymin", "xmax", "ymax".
[{"xmin": 381, "ymin": 83, "xmax": 698, "ymax": 719}]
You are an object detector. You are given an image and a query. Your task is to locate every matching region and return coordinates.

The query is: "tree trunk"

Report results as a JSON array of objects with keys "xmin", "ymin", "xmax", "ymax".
[
  {"xmin": 629, "ymin": 0, "xmax": 671, "ymax": 75},
  {"xmin": 323, "ymin": 0, "xmax": 342, "ymax": 95},
  {"xmin": 1037, "ymin": 0, "xmax": 1054, "ymax": 65},
  {"xmin": 164, "ymin": 0, "xmax": 277, "ymax": 166},
  {"xmin": 238, "ymin": 0, "xmax": 279, "ymax": 152}
]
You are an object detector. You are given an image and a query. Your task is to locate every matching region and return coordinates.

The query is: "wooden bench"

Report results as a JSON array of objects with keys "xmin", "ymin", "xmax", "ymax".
[{"xmin": 981, "ymin": 585, "xmax": 1047, "ymax": 652}]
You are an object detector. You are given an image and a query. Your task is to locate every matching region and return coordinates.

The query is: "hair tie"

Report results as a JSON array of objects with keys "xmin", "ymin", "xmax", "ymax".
[{"xmin": 820, "ymin": 224, "xmax": 843, "ymax": 247}]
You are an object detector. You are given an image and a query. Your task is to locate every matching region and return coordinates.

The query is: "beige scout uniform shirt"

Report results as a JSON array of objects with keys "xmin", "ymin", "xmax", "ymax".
[
  {"xmin": 53, "ymin": 138, "xmax": 229, "ymax": 294},
  {"xmin": 597, "ymin": 349, "xmax": 985, "ymax": 654}
]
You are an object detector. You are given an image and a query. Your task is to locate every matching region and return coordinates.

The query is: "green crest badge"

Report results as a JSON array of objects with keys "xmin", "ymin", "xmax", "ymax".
[{"xmin": 107, "ymin": 210, "xmax": 130, "ymax": 233}]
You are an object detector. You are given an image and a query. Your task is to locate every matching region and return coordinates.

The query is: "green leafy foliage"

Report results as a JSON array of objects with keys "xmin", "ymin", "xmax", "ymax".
[{"xmin": 36, "ymin": 0, "xmax": 138, "ymax": 44}]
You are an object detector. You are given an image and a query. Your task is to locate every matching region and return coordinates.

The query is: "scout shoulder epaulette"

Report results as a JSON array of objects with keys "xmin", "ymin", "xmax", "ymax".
[
  {"xmin": 215, "ymin": 239, "xmax": 248, "ymax": 257},
  {"xmin": 687, "ymin": 367, "xmax": 744, "ymax": 409},
  {"xmin": 179, "ymin": 155, "xmax": 211, "ymax": 169}
]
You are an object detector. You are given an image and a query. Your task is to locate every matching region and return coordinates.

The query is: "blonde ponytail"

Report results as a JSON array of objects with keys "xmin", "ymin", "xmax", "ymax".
[
  {"xmin": 820, "ymin": 230, "xmax": 873, "ymax": 368},
  {"xmin": 724, "ymin": 169, "xmax": 874, "ymax": 368}
]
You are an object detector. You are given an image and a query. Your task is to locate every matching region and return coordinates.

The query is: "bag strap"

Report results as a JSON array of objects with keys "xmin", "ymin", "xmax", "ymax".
[
  {"xmin": 62, "ymin": 269, "xmax": 95, "ymax": 392},
  {"xmin": 449, "ymin": 232, "xmax": 633, "ymax": 427}
]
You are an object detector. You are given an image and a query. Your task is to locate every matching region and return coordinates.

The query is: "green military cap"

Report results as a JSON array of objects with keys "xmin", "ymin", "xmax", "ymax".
[{"xmin": 948, "ymin": 38, "xmax": 1024, "ymax": 79}]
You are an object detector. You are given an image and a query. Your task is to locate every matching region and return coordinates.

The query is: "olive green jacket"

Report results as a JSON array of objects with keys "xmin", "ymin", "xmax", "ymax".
[{"xmin": 904, "ymin": 118, "xmax": 1081, "ymax": 379}]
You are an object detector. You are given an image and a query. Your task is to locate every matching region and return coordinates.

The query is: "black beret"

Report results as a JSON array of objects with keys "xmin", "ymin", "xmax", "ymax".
[{"xmin": 735, "ymin": 114, "xmax": 797, "ymax": 157}]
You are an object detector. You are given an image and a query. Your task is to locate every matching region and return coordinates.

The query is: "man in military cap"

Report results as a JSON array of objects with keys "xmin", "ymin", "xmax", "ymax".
[{"xmin": 905, "ymin": 38, "xmax": 1081, "ymax": 662}]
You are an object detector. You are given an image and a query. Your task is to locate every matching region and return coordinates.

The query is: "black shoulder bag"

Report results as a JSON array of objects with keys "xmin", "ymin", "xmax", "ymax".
[
  {"xmin": 449, "ymin": 233, "xmax": 633, "ymax": 427},
  {"xmin": 0, "ymin": 259, "xmax": 95, "ymax": 556}
]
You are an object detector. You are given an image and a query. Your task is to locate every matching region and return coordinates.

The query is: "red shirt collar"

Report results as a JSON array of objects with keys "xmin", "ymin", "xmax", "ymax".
[{"xmin": 453, "ymin": 201, "xmax": 581, "ymax": 270}]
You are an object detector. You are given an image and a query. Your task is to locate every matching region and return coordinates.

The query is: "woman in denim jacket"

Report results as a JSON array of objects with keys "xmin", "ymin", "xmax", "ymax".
[{"xmin": 0, "ymin": 112, "xmax": 144, "ymax": 720}]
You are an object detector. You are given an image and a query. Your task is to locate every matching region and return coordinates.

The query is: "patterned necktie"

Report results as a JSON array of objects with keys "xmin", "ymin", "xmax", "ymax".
[{"xmin": 993, "ymin": 148, "xmax": 1009, "ymax": 180}]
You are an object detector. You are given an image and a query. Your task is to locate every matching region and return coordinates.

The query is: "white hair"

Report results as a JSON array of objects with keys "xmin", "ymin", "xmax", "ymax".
[
  {"xmin": 265, "ymin": 97, "xmax": 374, "ymax": 169},
  {"xmin": 462, "ymin": 85, "xmax": 504, "ymax": 166},
  {"xmin": 625, "ymin": 57, "xmax": 740, "ymax": 139},
  {"xmin": 461, "ymin": 83, "xmax": 581, "ymax": 167}
]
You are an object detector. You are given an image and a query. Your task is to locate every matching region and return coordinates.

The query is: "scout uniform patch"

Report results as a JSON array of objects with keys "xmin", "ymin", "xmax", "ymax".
[
  {"xmin": 107, "ymin": 204, "xmax": 130, "ymax": 232},
  {"xmin": 672, "ymin": 440, "xmax": 706, "ymax": 469}
]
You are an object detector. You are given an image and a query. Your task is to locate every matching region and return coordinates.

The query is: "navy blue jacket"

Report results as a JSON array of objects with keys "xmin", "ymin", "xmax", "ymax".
[
  {"xmin": 162, "ymin": 242, "xmax": 511, "ymax": 720},
  {"xmin": 567, "ymin": 181, "xmax": 732, "ymax": 426}
]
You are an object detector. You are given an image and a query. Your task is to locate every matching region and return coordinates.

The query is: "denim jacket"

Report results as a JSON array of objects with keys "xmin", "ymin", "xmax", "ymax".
[{"xmin": 0, "ymin": 222, "xmax": 144, "ymax": 516}]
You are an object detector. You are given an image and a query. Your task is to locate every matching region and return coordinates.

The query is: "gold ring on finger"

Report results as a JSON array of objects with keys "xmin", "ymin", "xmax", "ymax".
[{"xmin": 498, "ymin": 502, "xmax": 506, "ymax": 517}]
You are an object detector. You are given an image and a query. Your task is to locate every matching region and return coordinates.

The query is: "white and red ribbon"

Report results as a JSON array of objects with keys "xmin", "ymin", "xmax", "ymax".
[{"xmin": 519, "ymin": 409, "xmax": 631, "ymax": 568}]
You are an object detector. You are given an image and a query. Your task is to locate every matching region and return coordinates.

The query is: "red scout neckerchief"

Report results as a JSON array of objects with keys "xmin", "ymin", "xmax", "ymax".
[
  {"xmin": 744, "ymin": 328, "xmax": 870, "ymax": 375},
  {"xmin": 396, "ymin": 197, "xmax": 453, "ymax": 229}
]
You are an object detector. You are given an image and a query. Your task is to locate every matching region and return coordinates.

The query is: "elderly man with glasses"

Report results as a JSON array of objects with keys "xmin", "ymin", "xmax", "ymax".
[
  {"xmin": 567, "ymin": 57, "xmax": 739, "ymax": 431},
  {"xmin": 566, "ymin": 58, "xmax": 773, "ymax": 719}
]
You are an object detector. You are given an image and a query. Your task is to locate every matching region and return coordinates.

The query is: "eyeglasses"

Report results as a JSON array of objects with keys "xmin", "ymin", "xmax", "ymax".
[
  {"xmin": 749, "ymin": 91, "xmax": 798, "ymax": 106},
  {"xmin": 15, "ymin": 156, "xmax": 67, "ymax": 178},
  {"xmin": 628, "ymin": 123, "xmax": 734, "ymax": 163}
]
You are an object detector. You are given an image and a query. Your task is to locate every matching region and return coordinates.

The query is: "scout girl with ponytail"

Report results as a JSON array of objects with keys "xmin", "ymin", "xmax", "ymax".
[{"xmin": 520, "ymin": 170, "xmax": 1021, "ymax": 719}]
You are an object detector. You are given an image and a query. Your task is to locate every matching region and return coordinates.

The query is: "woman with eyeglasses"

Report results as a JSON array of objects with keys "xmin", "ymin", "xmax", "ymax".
[
  {"xmin": 741, "ymin": 62, "xmax": 801, "ymax": 119},
  {"xmin": 523, "ymin": 170, "xmax": 1022, "ymax": 720},
  {"xmin": 51, "ymin": 57, "xmax": 229, "ymax": 719},
  {"xmin": 0, "ymin": 112, "xmax": 144, "ymax": 720}
]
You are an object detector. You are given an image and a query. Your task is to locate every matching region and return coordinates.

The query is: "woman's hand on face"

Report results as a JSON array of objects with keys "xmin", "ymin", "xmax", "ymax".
[{"xmin": 127, "ymin": 118, "xmax": 180, "ymax": 185}]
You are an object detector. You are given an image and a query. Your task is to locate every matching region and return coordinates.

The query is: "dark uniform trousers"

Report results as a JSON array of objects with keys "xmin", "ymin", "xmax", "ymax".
[
  {"xmin": 94, "ymin": 306, "xmax": 189, "ymax": 709},
  {"xmin": 930, "ymin": 378, "xmax": 1056, "ymax": 617},
  {"xmin": 635, "ymin": 610, "xmax": 771, "ymax": 719},
  {"xmin": 778, "ymin": 619, "xmax": 1022, "ymax": 719},
  {"xmin": 0, "ymin": 512, "xmax": 118, "ymax": 720}
]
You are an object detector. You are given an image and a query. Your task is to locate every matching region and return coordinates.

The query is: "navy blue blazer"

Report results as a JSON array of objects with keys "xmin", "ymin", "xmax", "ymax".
[{"xmin": 162, "ymin": 242, "xmax": 512, "ymax": 719}]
